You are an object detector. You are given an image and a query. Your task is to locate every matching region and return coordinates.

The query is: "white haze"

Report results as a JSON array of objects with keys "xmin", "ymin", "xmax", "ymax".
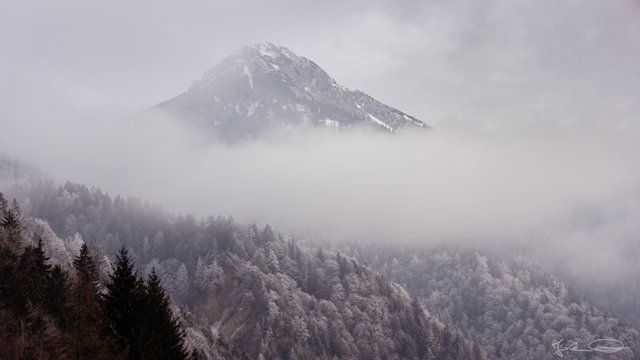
[{"xmin": 3, "ymin": 111, "xmax": 640, "ymax": 283}]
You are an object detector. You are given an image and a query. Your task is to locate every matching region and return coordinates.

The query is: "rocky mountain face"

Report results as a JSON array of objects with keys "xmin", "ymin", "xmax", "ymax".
[{"xmin": 155, "ymin": 42, "xmax": 428, "ymax": 141}]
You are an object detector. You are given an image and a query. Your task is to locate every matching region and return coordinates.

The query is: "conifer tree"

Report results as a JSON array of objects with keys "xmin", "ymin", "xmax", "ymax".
[
  {"xmin": 0, "ymin": 237, "xmax": 27, "ymax": 315},
  {"xmin": 17, "ymin": 239, "xmax": 51, "ymax": 307},
  {"xmin": 73, "ymin": 243, "xmax": 102, "ymax": 290},
  {"xmin": 0, "ymin": 192, "xmax": 7, "ymax": 216},
  {"xmin": 68, "ymin": 243, "xmax": 119, "ymax": 359},
  {"xmin": 105, "ymin": 247, "xmax": 189, "ymax": 359},
  {"xmin": 411, "ymin": 298, "xmax": 430, "ymax": 359},
  {"xmin": 140, "ymin": 268, "xmax": 188, "ymax": 360},
  {"xmin": 34, "ymin": 238, "xmax": 51, "ymax": 273},
  {"xmin": 10, "ymin": 199, "xmax": 21, "ymax": 220},
  {"xmin": 104, "ymin": 246, "xmax": 144, "ymax": 358},
  {"xmin": 46, "ymin": 264, "xmax": 69, "ymax": 326},
  {"xmin": 1, "ymin": 206, "xmax": 22, "ymax": 246}
]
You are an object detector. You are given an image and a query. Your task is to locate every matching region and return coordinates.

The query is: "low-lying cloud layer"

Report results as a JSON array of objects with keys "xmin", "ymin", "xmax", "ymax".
[{"xmin": 3, "ymin": 111, "xmax": 640, "ymax": 283}]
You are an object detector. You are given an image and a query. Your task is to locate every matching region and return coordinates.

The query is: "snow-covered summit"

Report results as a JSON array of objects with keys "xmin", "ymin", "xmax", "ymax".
[{"xmin": 156, "ymin": 42, "xmax": 428, "ymax": 141}]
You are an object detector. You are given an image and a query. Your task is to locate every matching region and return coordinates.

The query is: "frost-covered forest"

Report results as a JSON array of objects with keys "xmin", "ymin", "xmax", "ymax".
[
  {"xmin": 0, "ymin": 192, "xmax": 190, "ymax": 359},
  {"xmin": 3, "ymin": 155, "xmax": 639, "ymax": 359},
  {"xmin": 1, "ymin": 180, "xmax": 486, "ymax": 359},
  {"xmin": 343, "ymin": 243, "xmax": 640, "ymax": 359}
]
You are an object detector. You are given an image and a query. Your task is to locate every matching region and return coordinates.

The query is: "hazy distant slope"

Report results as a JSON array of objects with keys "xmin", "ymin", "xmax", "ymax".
[
  {"xmin": 349, "ymin": 244, "xmax": 640, "ymax": 360},
  {"xmin": 154, "ymin": 42, "xmax": 427, "ymax": 141},
  {"xmin": 0, "ymin": 154, "xmax": 47, "ymax": 187}
]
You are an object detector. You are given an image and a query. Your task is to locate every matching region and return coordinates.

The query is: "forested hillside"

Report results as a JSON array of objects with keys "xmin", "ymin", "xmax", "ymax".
[
  {"xmin": 0, "ymin": 192, "xmax": 191, "ymax": 359},
  {"xmin": 3, "ymin": 158, "xmax": 638, "ymax": 359},
  {"xmin": 2, "ymin": 182, "xmax": 486, "ymax": 359},
  {"xmin": 346, "ymin": 243, "xmax": 640, "ymax": 360}
]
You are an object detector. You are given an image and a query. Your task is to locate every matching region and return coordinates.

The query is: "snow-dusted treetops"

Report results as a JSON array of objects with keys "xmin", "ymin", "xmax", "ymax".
[
  {"xmin": 0, "ymin": 177, "xmax": 485, "ymax": 359},
  {"xmin": 2, "ymin": 153, "xmax": 639, "ymax": 359}
]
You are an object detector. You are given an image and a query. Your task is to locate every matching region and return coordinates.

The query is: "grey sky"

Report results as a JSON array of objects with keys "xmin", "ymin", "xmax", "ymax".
[{"xmin": 2, "ymin": 0, "xmax": 639, "ymax": 130}]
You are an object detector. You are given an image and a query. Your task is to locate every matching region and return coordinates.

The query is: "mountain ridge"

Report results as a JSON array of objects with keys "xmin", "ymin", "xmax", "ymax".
[{"xmin": 155, "ymin": 42, "xmax": 428, "ymax": 141}]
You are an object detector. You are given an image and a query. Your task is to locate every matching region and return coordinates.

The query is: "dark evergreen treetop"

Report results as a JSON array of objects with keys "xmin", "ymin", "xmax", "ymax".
[
  {"xmin": 104, "ymin": 246, "xmax": 144, "ymax": 357},
  {"xmin": 0, "ymin": 199, "xmax": 22, "ymax": 246},
  {"xmin": 68, "ymin": 242, "xmax": 121, "ymax": 359},
  {"xmin": 0, "ymin": 192, "xmax": 7, "ymax": 215},
  {"xmin": 17, "ymin": 238, "xmax": 51, "ymax": 307},
  {"xmin": 73, "ymin": 243, "xmax": 100, "ymax": 290},
  {"xmin": 104, "ymin": 247, "xmax": 189, "ymax": 360},
  {"xmin": 140, "ymin": 268, "xmax": 189, "ymax": 359}
]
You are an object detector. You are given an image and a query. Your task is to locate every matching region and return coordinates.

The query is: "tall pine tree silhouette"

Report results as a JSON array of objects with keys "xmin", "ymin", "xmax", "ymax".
[
  {"xmin": 140, "ymin": 268, "xmax": 188, "ymax": 359},
  {"xmin": 104, "ymin": 246, "xmax": 145, "ymax": 358},
  {"xmin": 104, "ymin": 246, "xmax": 188, "ymax": 359}
]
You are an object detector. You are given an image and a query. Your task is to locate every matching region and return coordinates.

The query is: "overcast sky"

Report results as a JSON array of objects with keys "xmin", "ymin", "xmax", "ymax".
[{"xmin": 2, "ymin": 0, "xmax": 639, "ymax": 131}]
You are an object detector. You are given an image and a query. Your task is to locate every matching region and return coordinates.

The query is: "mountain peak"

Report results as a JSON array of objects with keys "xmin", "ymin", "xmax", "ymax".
[
  {"xmin": 157, "ymin": 43, "xmax": 428, "ymax": 141},
  {"xmin": 244, "ymin": 42, "xmax": 296, "ymax": 60}
]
